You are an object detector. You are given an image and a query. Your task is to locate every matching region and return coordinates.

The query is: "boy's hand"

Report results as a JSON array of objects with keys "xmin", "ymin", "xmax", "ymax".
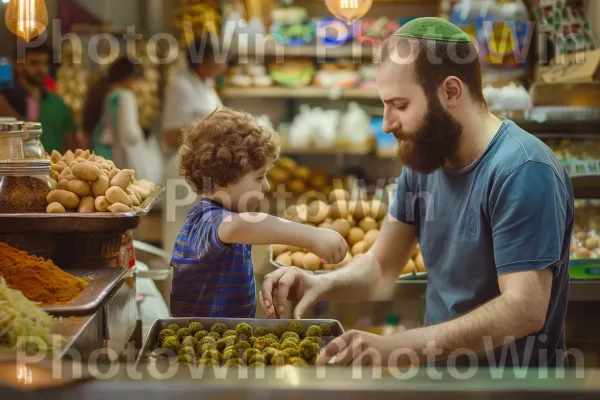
[{"xmin": 309, "ymin": 228, "xmax": 348, "ymax": 265}]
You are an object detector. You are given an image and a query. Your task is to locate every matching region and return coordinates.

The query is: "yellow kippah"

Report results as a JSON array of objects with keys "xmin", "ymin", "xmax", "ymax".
[{"xmin": 393, "ymin": 17, "xmax": 472, "ymax": 43}]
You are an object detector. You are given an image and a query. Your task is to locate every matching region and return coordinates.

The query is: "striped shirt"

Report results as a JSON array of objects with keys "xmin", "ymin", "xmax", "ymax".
[{"xmin": 170, "ymin": 198, "xmax": 256, "ymax": 318}]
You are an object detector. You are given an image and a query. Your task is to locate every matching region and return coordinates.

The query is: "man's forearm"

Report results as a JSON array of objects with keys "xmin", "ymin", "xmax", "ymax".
[{"xmin": 218, "ymin": 213, "xmax": 314, "ymax": 249}]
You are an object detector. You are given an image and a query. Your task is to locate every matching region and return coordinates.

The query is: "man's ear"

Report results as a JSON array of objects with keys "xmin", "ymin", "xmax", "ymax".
[{"xmin": 441, "ymin": 76, "xmax": 463, "ymax": 109}]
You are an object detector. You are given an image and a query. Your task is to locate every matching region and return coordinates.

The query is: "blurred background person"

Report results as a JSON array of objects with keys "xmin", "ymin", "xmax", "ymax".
[{"xmin": 0, "ymin": 45, "xmax": 76, "ymax": 152}]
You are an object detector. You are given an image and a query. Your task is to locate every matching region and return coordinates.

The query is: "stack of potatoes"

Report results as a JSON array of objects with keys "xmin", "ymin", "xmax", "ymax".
[
  {"xmin": 267, "ymin": 157, "xmax": 337, "ymax": 197},
  {"xmin": 271, "ymin": 188, "xmax": 390, "ymax": 272},
  {"xmin": 45, "ymin": 149, "xmax": 157, "ymax": 214},
  {"xmin": 402, "ymin": 245, "xmax": 426, "ymax": 276}
]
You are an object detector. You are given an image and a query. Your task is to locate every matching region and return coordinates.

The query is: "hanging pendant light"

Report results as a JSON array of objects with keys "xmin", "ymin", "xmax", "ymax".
[
  {"xmin": 324, "ymin": 0, "xmax": 373, "ymax": 24},
  {"xmin": 5, "ymin": 0, "xmax": 49, "ymax": 42}
]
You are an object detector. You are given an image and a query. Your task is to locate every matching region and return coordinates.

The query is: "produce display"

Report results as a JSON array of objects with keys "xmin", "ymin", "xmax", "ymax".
[
  {"xmin": 0, "ymin": 242, "xmax": 87, "ymax": 305},
  {"xmin": 0, "ymin": 277, "xmax": 54, "ymax": 352},
  {"xmin": 546, "ymin": 139, "xmax": 600, "ymax": 161},
  {"xmin": 47, "ymin": 149, "xmax": 157, "ymax": 213},
  {"xmin": 266, "ymin": 156, "xmax": 337, "ymax": 196},
  {"xmin": 155, "ymin": 321, "xmax": 333, "ymax": 366},
  {"xmin": 174, "ymin": 0, "xmax": 220, "ymax": 46},
  {"xmin": 56, "ymin": 41, "xmax": 89, "ymax": 127},
  {"xmin": 571, "ymin": 203, "xmax": 600, "ymax": 260}
]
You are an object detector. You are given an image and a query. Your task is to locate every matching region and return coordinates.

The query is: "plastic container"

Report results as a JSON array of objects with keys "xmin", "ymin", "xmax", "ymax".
[
  {"xmin": 23, "ymin": 122, "xmax": 45, "ymax": 159},
  {"xmin": 0, "ymin": 159, "xmax": 53, "ymax": 213},
  {"xmin": 0, "ymin": 121, "xmax": 26, "ymax": 160},
  {"xmin": 383, "ymin": 314, "xmax": 405, "ymax": 335}
]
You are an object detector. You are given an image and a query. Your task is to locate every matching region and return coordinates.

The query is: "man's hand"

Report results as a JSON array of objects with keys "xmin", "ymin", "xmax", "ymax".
[
  {"xmin": 259, "ymin": 267, "xmax": 328, "ymax": 319},
  {"xmin": 308, "ymin": 228, "xmax": 348, "ymax": 265},
  {"xmin": 317, "ymin": 330, "xmax": 419, "ymax": 366}
]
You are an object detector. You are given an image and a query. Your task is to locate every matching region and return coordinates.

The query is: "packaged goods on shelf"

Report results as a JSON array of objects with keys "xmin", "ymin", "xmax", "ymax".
[
  {"xmin": 572, "ymin": 201, "xmax": 600, "ymax": 260},
  {"xmin": 175, "ymin": 0, "xmax": 220, "ymax": 46}
]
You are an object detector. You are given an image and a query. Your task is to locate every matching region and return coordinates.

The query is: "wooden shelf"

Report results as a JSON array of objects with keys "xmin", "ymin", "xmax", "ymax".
[
  {"xmin": 281, "ymin": 147, "xmax": 373, "ymax": 156},
  {"xmin": 220, "ymin": 86, "xmax": 380, "ymax": 100},
  {"xmin": 233, "ymin": 44, "xmax": 378, "ymax": 59}
]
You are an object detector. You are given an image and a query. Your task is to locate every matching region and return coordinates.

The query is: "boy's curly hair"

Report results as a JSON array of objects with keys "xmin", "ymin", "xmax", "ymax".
[{"xmin": 179, "ymin": 108, "xmax": 280, "ymax": 193}]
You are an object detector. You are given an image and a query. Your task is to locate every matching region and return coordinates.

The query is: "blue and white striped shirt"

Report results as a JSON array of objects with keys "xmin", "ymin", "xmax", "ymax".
[{"xmin": 170, "ymin": 198, "xmax": 256, "ymax": 318}]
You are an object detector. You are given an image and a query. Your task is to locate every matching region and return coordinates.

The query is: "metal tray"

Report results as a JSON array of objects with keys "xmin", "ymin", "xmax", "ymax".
[
  {"xmin": 137, "ymin": 318, "xmax": 345, "ymax": 365},
  {"xmin": 0, "ymin": 187, "xmax": 163, "ymax": 233},
  {"xmin": 269, "ymin": 246, "xmax": 428, "ymax": 281},
  {"xmin": 40, "ymin": 267, "xmax": 128, "ymax": 316}
]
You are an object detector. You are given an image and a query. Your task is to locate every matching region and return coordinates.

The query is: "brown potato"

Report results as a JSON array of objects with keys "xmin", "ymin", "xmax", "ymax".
[
  {"xmin": 108, "ymin": 168, "xmax": 120, "ymax": 180},
  {"xmin": 412, "ymin": 244, "xmax": 420, "ymax": 259},
  {"xmin": 283, "ymin": 205, "xmax": 298, "ymax": 220},
  {"xmin": 351, "ymin": 241, "xmax": 367, "ymax": 256},
  {"xmin": 415, "ymin": 253, "xmax": 425, "ymax": 272},
  {"xmin": 334, "ymin": 252, "xmax": 353, "ymax": 269},
  {"xmin": 129, "ymin": 194, "xmax": 141, "ymax": 207},
  {"xmin": 272, "ymin": 244, "xmax": 288, "ymax": 257},
  {"xmin": 77, "ymin": 196, "xmax": 95, "ymax": 213},
  {"xmin": 291, "ymin": 252, "xmax": 306, "ymax": 268},
  {"xmin": 302, "ymin": 253, "xmax": 322, "ymax": 271},
  {"xmin": 50, "ymin": 170, "xmax": 59, "ymax": 182},
  {"xmin": 106, "ymin": 186, "xmax": 133, "ymax": 207},
  {"xmin": 347, "ymin": 227, "xmax": 365, "ymax": 246},
  {"xmin": 92, "ymin": 175, "xmax": 110, "ymax": 197},
  {"xmin": 47, "ymin": 190, "xmax": 80, "ymax": 209},
  {"xmin": 128, "ymin": 185, "xmax": 149, "ymax": 201},
  {"xmin": 108, "ymin": 203, "xmax": 132, "ymax": 213},
  {"xmin": 369, "ymin": 199, "xmax": 388, "ymax": 220},
  {"xmin": 68, "ymin": 180, "xmax": 91, "ymax": 197},
  {"xmin": 99, "ymin": 162, "xmax": 112, "ymax": 171},
  {"xmin": 46, "ymin": 202, "xmax": 66, "ymax": 213},
  {"xmin": 275, "ymin": 252, "xmax": 292, "ymax": 266},
  {"xmin": 331, "ymin": 218, "xmax": 351, "ymax": 238},
  {"xmin": 347, "ymin": 215, "xmax": 356, "ymax": 228},
  {"xmin": 95, "ymin": 196, "xmax": 111, "ymax": 212},
  {"xmin": 57, "ymin": 179, "xmax": 69, "ymax": 191},
  {"xmin": 74, "ymin": 149, "xmax": 84, "ymax": 157},
  {"xmin": 585, "ymin": 237, "xmax": 600, "ymax": 250},
  {"xmin": 575, "ymin": 247, "xmax": 591, "ymax": 259},
  {"xmin": 329, "ymin": 200, "xmax": 349, "ymax": 219},
  {"xmin": 72, "ymin": 162, "xmax": 101, "ymax": 181},
  {"xmin": 306, "ymin": 200, "xmax": 329, "ymax": 224},
  {"xmin": 318, "ymin": 222, "xmax": 334, "ymax": 230},
  {"xmin": 87, "ymin": 153, "xmax": 96, "ymax": 163},
  {"xmin": 359, "ymin": 217, "xmax": 378, "ymax": 233},
  {"xmin": 80, "ymin": 149, "xmax": 90, "ymax": 159},
  {"xmin": 64, "ymin": 150, "xmax": 75, "ymax": 158},
  {"xmin": 350, "ymin": 200, "xmax": 371, "ymax": 220},
  {"xmin": 52, "ymin": 161, "xmax": 67, "ymax": 173},
  {"xmin": 378, "ymin": 218, "xmax": 384, "ymax": 229},
  {"xmin": 328, "ymin": 189, "xmax": 350, "ymax": 203},
  {"xmin": 364, "ymin": 229, "xmax": 379, "ymax": 250},
  {"xmin": 402, "ymin": 259, "xmax": 416, "ymax": 275},
  {"xmin": 58, "ymin": 166, "xmax": 72, "ymax": 181},
  {"xmin": 291, "ymin": 204, "xmax": 308, "ymax": 223},
  {"xmin": 110, "ymin": 169, "xmax": 134, "ymax": 190},
  {"xmin": 50, "ymin": 150, "xmax": 62, "ymax": 163}
]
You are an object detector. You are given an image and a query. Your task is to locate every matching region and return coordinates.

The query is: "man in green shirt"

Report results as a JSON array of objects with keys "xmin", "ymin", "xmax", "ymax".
[{"xmin": 0, "ymin": 45, "xmax": 76, "ymax": 153}]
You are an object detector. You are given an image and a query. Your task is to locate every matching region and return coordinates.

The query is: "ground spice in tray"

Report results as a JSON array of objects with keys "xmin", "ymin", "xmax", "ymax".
[{"xmin": 0, "ymin": 176, "xmax": 50, "ymax": 213}]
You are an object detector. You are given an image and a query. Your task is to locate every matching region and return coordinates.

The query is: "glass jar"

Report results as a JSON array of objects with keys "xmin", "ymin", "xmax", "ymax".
[
  {"xmin": 0, "ymin": 159, "xmax": 53, "ymax": 213},
  {"xmin": 23, "ymin": 122, "xmax": 45, "ymax": 159},
  {"xmin": 0, "ymin": 121, "xmax": 26, "ymax": 160}
]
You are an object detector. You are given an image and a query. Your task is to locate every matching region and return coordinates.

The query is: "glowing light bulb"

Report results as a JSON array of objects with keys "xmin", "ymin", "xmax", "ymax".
[
  {"xmin": 324, "ymin": 0, "xmax": 373, "ymax": 24},
  {"xmin": 5, "ymin": 0, "xmax": 49, "ymax": 42}
]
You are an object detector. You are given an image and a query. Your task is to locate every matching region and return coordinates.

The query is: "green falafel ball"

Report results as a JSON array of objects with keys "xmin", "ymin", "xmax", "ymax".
[
  {"xmin": 222, "ymin": 330, "xmax": 237, "ymax": 339},
  {"xmin": 225, "ymin": 358, "xmax": 244, "ymax": 367},
  {"xmin": 265, "ymin": 337, "xmax": 279, "ymax": 348},
  {"xmin": 198, "ymin": 358, "xmax": 219, "ymax": 366},
  {"xmin": 271, "ymin": 343, "xmax": 281, "ymax": 350},
  {"xmin": 254, "ymin": 326, "xmax": 271, "ymax": 337},
  {"xmin": 223, "ymin": 347, "xmax": 240, "ymax": 362},
  {"xmin": 217, "ymin": 337, "xmax": 236, "ymax": 352},
  {"xmin": 304, "ymin": 325, "xmax": 322, "ymax": 338},
  {"xmin": 193, "ymin": 330, "xmax": 208, "ymax": 342},
  {"xmin": 210, "ymin": 322, "xmax": 228, "ymax": 335},
  {"xmin": 178, "ymin": 345, "xmax": 196, "ymax": 357},
  {"xmin": 273, "ymin": 324, "xmax": 289, "ymax": 338},
  {"xmin": 161, "ymin": 336, "xmax": 180, "ymax": 351},
  {"xmin": 159, "ymin": 329, "xmax": 176, "ymax": 343},
  {"xmin": 234, "ymin": 341, "xmax": 251, "ymax": 352},
  {"xmin": 280, "ymin": 331, "xmax": 300, "ymax": 341},
  {"xmin": 291, "ymin": 357, "xmax": 308, "ymax": 366},
  {"xmin": 253, "ymin": 337, "xmax": 270, "ymax": 351},
  {"xmin": 181, "ymin": 336, "xmax": 198, "ymax": 348},
  {"xmin": 318, "ymin": 323, "xmax": 332, "ymax": 336},
  {"xmin": 264, "ymin": 333, "xmax": 279, "ymax": 342},
  {"xmin": 167, "ymin": 323, "xmax": 180, "ymax": 332},
  {"xmin": 188, "ymin": 322, "xmax": 204, "ymax": 335},
  {"xmin": 250, "ymin": 361, "xmax": 266, "ymax": 367},
  {"xmin": 299, "ymin": 341, "xmax": 319, "ymax": 363},
  {"xmin": 200, "ymin": 336, "xmax": 217, "ymax": 346},
  {"xmin": 262, "ymin": 347, "xmax": 279, "ymax": 364},
  {"xmin": 242, "ymin": 348, "xmax": 261, "ymax": 363},
  {"xmin": 203, "ymin": 349, "xmax": 222, "ymax": 362},
  {"xmin": 282, "ymin": 348, "xmax": 300, "ymax": 358},
  {"xmin": 176, "ymin": 328, "xmax": 192, "ymax": 341},
  {"xmin": 270, "ymin": 350, "xmax": 290, "ymax": 366},
  {"xmin": 197, "ymin": 342, "xmax": 217, "ymax": 356},
  {"xmin": 249, "ymin": 354, "xmax": 266, "ymax": 365},
  {"xmin": 207, "ymin": 332, "xmax": 221, "ymax": 341},
  {"xmin": 176, "ymin": 353, "xmax": 193, "ymax": 365},
  {"xmin": 248, "ymin": 336, "xmax": 257, "ymax": 347},
  {"xmin": 281, "ymin": 337, "xmax": 300, "ymax": 346},
  {"xmin": 301, "ymin": 336, "xmax": 324, "ymax": 347},
  {"xmin": 287, "ymin": 321, "xmax": 305, "ymax": 336},
  {"xmin": 235, "ymin": 323, "xmax": 253, "ymax": 338},
  {"xmin": 280, "ymin": 341, "xmax": 298, "ymax": 351}
]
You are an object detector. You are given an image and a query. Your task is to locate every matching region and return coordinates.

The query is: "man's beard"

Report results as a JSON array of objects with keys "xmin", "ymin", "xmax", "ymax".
[
  {"xmin": 23, "ymin": 73, "xmax": 44, "ymax": 88},
  {"xmin": 396, "ymin": 96, "xmax": 463, "ymax": 173}
]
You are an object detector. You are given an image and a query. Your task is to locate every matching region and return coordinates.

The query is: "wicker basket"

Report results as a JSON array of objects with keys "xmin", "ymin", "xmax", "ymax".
[{"xmin": 0, "ymin": 233, "xmax": 57, "ymax": 260}]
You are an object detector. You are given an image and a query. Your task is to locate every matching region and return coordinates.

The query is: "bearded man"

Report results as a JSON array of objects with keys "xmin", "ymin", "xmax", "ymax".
[{"xmin": 260, "ymin": 18, "xmax": 573, "ymax": 368}]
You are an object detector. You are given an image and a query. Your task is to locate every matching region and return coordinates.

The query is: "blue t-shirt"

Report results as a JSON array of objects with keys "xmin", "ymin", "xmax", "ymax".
[
  {"xmin": 391, "ymin": 120, "xmax": 573, "ymax": 367},
  {"xmin": 170, "ymin": 198, "xmax": 257, "ymax": 318}
]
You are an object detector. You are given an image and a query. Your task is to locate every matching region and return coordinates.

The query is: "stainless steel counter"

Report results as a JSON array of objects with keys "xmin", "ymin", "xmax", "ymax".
[{"xmin": 1, "ymin": 365, "xmax": 599, "ymax": 399}]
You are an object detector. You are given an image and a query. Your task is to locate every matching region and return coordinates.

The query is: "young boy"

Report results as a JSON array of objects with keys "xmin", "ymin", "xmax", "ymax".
[{"xmin": 170, "ymin": 108, "xmax": 348, "ymax": 318}]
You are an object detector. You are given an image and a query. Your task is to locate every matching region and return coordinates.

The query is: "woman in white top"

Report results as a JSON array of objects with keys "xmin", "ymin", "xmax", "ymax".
[
  {"xmin": 82, "ymin": 57, "xmax": 144, "ymax": 170},
  {"xmin": 161, "ymin": 37, "xmax": 227, "ymax": 257}
]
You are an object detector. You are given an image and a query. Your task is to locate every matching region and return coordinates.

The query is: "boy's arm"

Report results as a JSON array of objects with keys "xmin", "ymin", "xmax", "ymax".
[{"xmin": 218, "ymin": 213, "xmax": 348, "ymax": 264}]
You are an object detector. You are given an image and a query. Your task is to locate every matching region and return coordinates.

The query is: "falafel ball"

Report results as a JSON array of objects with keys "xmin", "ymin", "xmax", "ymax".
[
  {"xmin": 181, "ymin": 336, "xmax": 198, "ymax": 348},
  {"xmin": 203, "ymin": 349, "xmax": 222, "ymax": 362},
  {"xmin": 222, "ymin": 330, "xmax": 237, "ymax": 339},
  {"xmin": 249, "ymin": 354, "xmax": 266, "ymax": 365},
  {"xmin": 270, "ymin": 350, "xmax": 291, "ymax": 366},
  {"xmin": 217, "ymin": 337, "xmax": 236, "ymax": 352},
  {"xmin": 242, "ymin": 348, "xmax": 261, "ymax": 363},
  {"xmin": 273, "ymin": 324, "xmax": 289, "ymax": 338},
  {"xmin": 223, "ymin": 347, "xmax": 240, "ymax": 362},
  {"xmin": 176, "ymin": 328, "xmax": 192, "ymax": 341},
  {"xmin": 188, "ymin": 322, "xmax": 204, "ymax": 335},
  {"xmin": 301, "ymin": 336, "xmax": 324, "ymax": 347},
  {"xmin": 262, "ymin": 347, "xmax": 279, "ymax": 364},
  {"xmin": 248, "ymin": 336, "xmax": 258, "ymax": 347},
  {"xmin": 264, "ymin": 333, "xmax": 279, "ymax": 342},
  {"xmin": 200, "ymin": 336, "xmax": 217, "ymax": 346},
  {"xmin": 207, "ymin": 332, "xmax": 221, "ymax": 341},
  {"xmin": 178, "ymin": 345, "xmax": 196, "ymax": 357},
  {"xmin": 253, "ymin": 337, "xmax": 270, "ymax": 351},
  {"xmin": 167, "ymin": 323, "xmax": 180, "ymax": 332},
  {"xmin": 176, "ymin": 353, "xmax": 193, "ymax": 365},
  {"xmin": 280, "ymin": 331, "xmax": 300, "ymax": 341},
  {"xmin": 270, "ymin": 343, "xmax": 281, "ymax": 350},
  {"xmin": 282, "ymin": 348, "xmax": 301, "ymax": 358},
  {"xmin": 318, "ymin": 323, "xmax": 332, "ymax": 336},
  {"xmin": 304, "ymin": 325, "xmax": 322, "ymax": 338},
  {"xmin": 235, "ymin": 323, "xmax": 253, "ymax": 339},
  {"xmin": 161, "ymin": 336, "xmax": 180, "ymax": 351},
  {"xmin": 210, "ymin": 322, "xmax": 228, "ymax": 335},
  {"xmin": 281, "ymin": 337, "xmax": 300, "ymax": 347},
  {"xmin": 159, "ymin": 329, "xmax": 176, "ymax": 343},
  {"xmin": 287, "ymin": 321, "xmax": 305, "ymax": 336},
  {"xmin": 280, "ymin": 341, "xmax": 299, "ymax": 352},
  {"xmin": 194, "ymin": 330, "xmax": 208, "ymax": 342},
  {"xmin": 254, "ymin": 326, "xmax": 271, "ymax": 337},
  {"xmin": 249, "ymin": 361, "xmax": 266, "ymax": 367},
  {"xmin": 290, "ymin": 357, "xmax": 308, "ymax": 366},
  {"xmin": 225, "ymin": 358, "xmax": 244, "ymax": 367},
  {"xmin": 265, "ymin": 337, "xmax": 280, "ymax": 348},
  {"xmin": 197, "ymin": 342, "xmax": 217, "ymax": 356},
  {"xmin": 299, "ymin": 341, "xmax": 319, "ymax": 363},
  {"xmin": 198, "ymin": 358, "xmax": 220, "ymax": 366},
  {"xmin": 234, "ymin": 341, "xmax": 251, "ymax": 352}
]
